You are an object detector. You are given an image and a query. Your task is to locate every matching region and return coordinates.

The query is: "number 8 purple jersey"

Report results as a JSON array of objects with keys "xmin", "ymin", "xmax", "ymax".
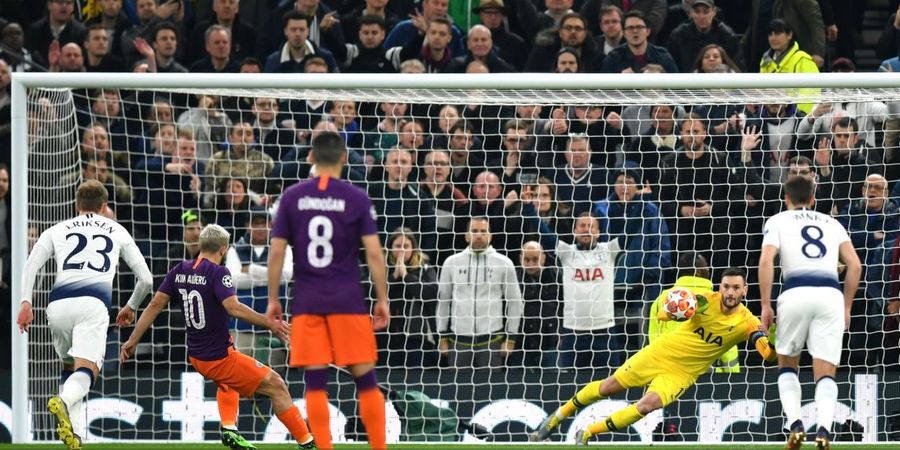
[{"xmin": 271, "ymin": 176, "xmax": 378, "ymax": 315}]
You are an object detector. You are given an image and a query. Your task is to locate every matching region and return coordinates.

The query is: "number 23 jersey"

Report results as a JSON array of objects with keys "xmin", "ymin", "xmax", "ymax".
[
  {"xmin": 272, "ymin": 176, "xmax": 378, "ymax": 316},
  {"xmin": 762, "ymin": 208, "xmax": 850, "ymax": 289}
]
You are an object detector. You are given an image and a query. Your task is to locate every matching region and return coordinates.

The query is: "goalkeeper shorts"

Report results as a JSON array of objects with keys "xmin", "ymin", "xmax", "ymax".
[{"xmin": 613, "ymin": 347, "xmax": 696, "ymax": 407}]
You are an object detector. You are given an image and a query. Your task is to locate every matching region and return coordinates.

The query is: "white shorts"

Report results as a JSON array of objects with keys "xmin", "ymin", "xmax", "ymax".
[
  {"xmin": 46, "ymin": 296, "xmax": 110, "ymax": 370},
  {"xmin": 776, "ymin": 286, "xmax": 844, "ymax": 365}
]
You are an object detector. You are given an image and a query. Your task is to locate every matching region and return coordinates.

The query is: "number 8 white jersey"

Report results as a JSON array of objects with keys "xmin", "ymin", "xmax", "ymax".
[
  {"xmin": 21, "ymin": 213, "xmax": 152, "ymax": 307},
  {"xmin": 761, "ymin": 208, "xmax": 850, "ymax": 291}
]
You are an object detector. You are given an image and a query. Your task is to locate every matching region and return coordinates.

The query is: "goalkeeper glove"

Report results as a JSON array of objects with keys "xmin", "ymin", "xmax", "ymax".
[
  {"xmin": 695, "ymin": 294, "xmax": 710, "ymax": 315},
  {"xmin": 767, "ymin": 323, "xmax": 777, "ymax": 347}
]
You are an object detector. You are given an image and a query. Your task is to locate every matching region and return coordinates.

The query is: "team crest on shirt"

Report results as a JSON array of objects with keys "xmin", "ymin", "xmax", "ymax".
[{"xmin": 222, "ymin": 275, "xmax": 233, "ymax": 288}]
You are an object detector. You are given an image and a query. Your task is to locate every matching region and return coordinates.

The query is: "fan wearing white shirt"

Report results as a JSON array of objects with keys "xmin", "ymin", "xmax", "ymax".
[{"xmin": 17, "ymin": 180, "xmax": 153, "ymax": 450}]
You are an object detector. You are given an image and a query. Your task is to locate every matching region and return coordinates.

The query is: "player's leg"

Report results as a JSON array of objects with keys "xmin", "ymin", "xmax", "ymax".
[
  {"xmin": 774, "ymin": 294, "xmax": 811, "ymax": 449},
  {"xmin": 332, "ymin": 314, "xmax": 384, "ymax": 450},
  {"xmin": 529, "ymin": 375, "xmax": 627, "ymax": 441},
  {"xmin": 807, "ymin": 292, "xmax": 844, "ymax": 450},
  {"xmin": 576, "ymin": 390, "xmax": 663, "ymax": 444},
  {"xmin": 254, "ymin": 370, "xmax": 315, "ymax": 448},
  {"xmin": 291, "ymin": 314, "xmax": 334, "ymax": 449},
  {"xmin": 215, "ymin": 385, "xmax": 255, "ymax": 450}
]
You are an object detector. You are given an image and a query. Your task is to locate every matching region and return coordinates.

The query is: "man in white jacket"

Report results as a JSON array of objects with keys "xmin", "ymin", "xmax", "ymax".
[{"xmin": 438, "ymin": 217, "xmax": 524, "ymax": 368}]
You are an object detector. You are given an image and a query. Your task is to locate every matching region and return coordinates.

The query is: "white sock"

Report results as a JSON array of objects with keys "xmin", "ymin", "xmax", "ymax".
[
  {"xmin": 69, "ymin": 400, "xmax": 85, "ymax": 436},
  {"xmin": 815, "ymin": 376, "xmax": 838, "ymax": 434},
  {"xmin": 59, "ymin": 370, "xmax": 92, "ymax": 410},
  {"xmin": 778, "ymin": 370, "xmax": 803, "ymax": 427}
]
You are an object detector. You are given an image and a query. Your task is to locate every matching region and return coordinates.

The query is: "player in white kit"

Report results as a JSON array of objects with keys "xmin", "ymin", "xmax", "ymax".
[
  {"xmin": 16, "ymin": 180, "xmax": 153, "ymax": 450},
  {"xmin": 759, "ymin": 175, "xmax": 861, "ymax": 450}
]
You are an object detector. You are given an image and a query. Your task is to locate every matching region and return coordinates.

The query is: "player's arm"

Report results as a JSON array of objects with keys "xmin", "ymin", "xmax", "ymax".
[
  {"xmin": 17, "ymin": 232, "xmax": 54, "ymax": 332},
  {"xmin": 838, "ymin": 240, "xmax": 862, "ymax": 328},
  {"xmin": 758, "ymin": 244, "xmax": 779, "ymax": 331},
  {"xmin": 748, "ymin": 330, "xmax": 778, "ymax": 362},
  {"xmin": 222, "ymin": 295, "xmax": 289, "ymax": 341},
  {"xmin": 120, "ymin": 291, "xmax": 170, "ymax": 361},
  {"xmin": 119, "ymin": 239, "xmax": 154, "ymax": 325},
  {"xmin": 266, "ymin": 237, "xmax": 288, "ymax": 323},
  {"xmin": 362, "ymin": 233, "xmax": 390, "ymax": 330}
]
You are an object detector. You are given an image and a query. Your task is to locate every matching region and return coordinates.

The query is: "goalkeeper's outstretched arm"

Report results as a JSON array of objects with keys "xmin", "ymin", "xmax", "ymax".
[{"xmin": 749, "ymin": 331, "xmax": 778, "ymax": 362}]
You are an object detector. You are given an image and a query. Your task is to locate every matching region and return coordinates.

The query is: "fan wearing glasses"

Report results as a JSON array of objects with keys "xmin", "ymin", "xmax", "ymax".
[{"xmin": 599, "ymin": 10, "xmax": 678, "ymax": 74}]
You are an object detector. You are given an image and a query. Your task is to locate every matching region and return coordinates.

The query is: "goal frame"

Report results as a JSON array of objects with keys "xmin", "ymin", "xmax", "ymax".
[{"xmin": 10, "ymin": 71, "xmax": 900, "ymax": 444}]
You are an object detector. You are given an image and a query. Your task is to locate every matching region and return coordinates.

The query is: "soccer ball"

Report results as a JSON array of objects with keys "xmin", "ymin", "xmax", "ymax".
[{"xmin": 665, "ymin": 288, "xmax": 697, "ymax": 321}]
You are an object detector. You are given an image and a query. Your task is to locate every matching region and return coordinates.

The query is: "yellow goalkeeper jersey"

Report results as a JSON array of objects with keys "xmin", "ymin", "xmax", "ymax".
[{"xmin": 645, "ymin": 292, "xmax": 761, "ymax": 377}]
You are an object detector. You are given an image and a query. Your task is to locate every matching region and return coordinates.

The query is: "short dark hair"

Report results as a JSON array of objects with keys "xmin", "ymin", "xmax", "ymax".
[
  {"xmin": 283, "ymin": 10, "xmax": 309, "ymax": 28},
  {"xmin": 721, "ymin": 267, "xmax": 747, "ymax": 283},
  {"xmin": 599, "ymin": 5, "xmax": 623, "ymax": 21},
  {"xmin": 85, "ymin": 24, "xmax": 107, "ymax": 40},
  {"xmin": 311, "ymin": 131, "xmax": 347, "ymax": 166},
  {"xmin": 304, "ymin": 55, "xmax": 328, "ymax": 71},
  {"xmin": 789, "ymin": 155, "xmax": 813, "ymax": 167},
  {"xmin": 150, "ymin": 21, "xmax": 178, "ymax": 43},
  {"xmin": 832, "ymin": 116, "xmax": 859, "ymax": 133},
  {"xmin": 623, "ymin": 10, "xmax": 647, "ymax": 27},
  {"xmin": 428, "ymin": 16, "xmax": 453, "ymax": 33},
  {"xmin": 768, "ymin": 18, "xmax": 793, "ymax": 35},
  {"xmin": 239, "ymin": 56, "xmax": 262, "ymax": 70},
  {"xmin": 359, "ymin": 14, "xmax": 386, "ymax": 30},
  {"xmin": 468, "ymin": 216, "xmax": 491, "ymax": 231},
  {"xmin": 784, "ymin": 174, "xmax": 815, "ymax": 205},
  {"xmin": 677, "ymin": 251, "xmax": 709, "ymax": 279},
  {"xmin": 76, "ymin": 179, "xmax": 108, "ymax": 212}
]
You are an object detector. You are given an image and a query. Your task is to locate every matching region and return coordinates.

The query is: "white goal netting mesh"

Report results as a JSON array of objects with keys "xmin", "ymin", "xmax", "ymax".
[{"xmin": 16, "ymin": 81, "xmax": 900, "ymax": 444}]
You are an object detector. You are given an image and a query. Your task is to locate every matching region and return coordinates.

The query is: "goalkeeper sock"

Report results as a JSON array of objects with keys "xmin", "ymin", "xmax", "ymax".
[
  {"xmin": 60, "ymin": 368, "xmax": 93, "ymax": 410},
  {"xmin": 305, "ymin": 369, "xmax": 331, "ymax": 449},
  {"xmin": 217, "ymin": 386, "xmax": 240, "ymax": 430},
  {"xmin": 275, "ymin": 405, "xmax": 313, "ymax": 444},
  {"xmin": 587, "ymin": 404, "xmax": 644, "ymax": 435},
  {"xmin": 355, "ymin": 371, "xmax": 386, "ymax": 450},
  {"xmin": 778, "ymin": 368, "xmax": 803, "ymax": 427},
  {"xmin": 814, "ymin": 376, "xmax": 838, "ymax": 433},
  {"xmin": 559, "ymin": 380, "xmax": 606, "ymax": 419}
]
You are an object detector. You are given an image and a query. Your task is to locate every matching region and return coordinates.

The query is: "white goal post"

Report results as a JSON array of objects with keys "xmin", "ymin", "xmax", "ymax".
[{"xmin": 10, "ymin": 72, "xmax": 900, "ymax": 444}]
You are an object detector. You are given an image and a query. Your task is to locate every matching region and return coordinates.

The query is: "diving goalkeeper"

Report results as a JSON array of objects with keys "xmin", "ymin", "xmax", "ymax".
[{"xmin": 530, "ymin": 267, "xmax": 777, "ymax": 445}]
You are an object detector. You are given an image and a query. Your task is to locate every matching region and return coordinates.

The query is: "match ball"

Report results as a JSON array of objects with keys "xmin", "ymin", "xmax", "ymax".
[{"xmin": 665, "ymin": 288, "xmax": 697, "ymax": 321}]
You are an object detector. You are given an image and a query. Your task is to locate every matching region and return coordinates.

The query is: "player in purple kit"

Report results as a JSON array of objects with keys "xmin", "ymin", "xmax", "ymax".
[
  {"xmin": 120, "ymin": 224, "xmax": 317, "ymax": 450},
  {"xmin": 266, "ymin": 131, "xmax": 390, "ymax": 449}
]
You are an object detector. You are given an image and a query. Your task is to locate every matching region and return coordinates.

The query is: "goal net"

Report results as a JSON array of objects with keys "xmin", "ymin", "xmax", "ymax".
[{"xmin": 10, "ymin": 73, "xmax": 900, "ymax": 444}]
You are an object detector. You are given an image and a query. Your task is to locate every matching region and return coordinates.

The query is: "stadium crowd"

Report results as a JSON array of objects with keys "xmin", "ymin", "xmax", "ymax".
[{"xmin": 2, "ymin": 0, "xmax": 900, "ymax": 375}]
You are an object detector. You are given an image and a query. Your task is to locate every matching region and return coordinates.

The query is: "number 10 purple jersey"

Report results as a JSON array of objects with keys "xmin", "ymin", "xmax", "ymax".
[{"xmin": 271, "ymin": 176, "xmax": 378, "ymax": 315}]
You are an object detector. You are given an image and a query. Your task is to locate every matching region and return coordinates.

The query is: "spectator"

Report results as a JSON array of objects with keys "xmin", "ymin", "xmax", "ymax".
[
  {"xmin": 796, "ymin": 98, "xmax": 888, "ymax": 151},
  {"xmin": 447, "ymin": 25, "xmax": 516, "ymax": 73},
  {"xmin": 512, "ymin": 240, "xmax": 562, "ymax": 368},
  {"xmin": 520, "ymin": 176, "xmax": 575, "ymax": 245},
  {"xmin": 589, "ymin": 5, "xmax": 625, "ymax": 69},
  {"xmin": 83, "ymin": 25, "xmax": 125, "ymax": 72},
  {"xmin": 594, "ymin": 168, "xmax": 671, "ymax": 312},
  {"xmin": 736, "ymin": 103, "xmax": 810, "ymax": 184},
  {"xmin": 120, "ymin": 0, "xmax": 187, "ymax": 67},
  {"xmin": 500, "ymin": 119, "xmax": 537, "ymax": 182},
  {"xmin": 447, "ymin": 124, "xmax": 487, "ymax": 191},
  {"xmin": 437, "ymin": 217, "xmax": 524, "ymax": 369},
  {"xmin": 205, "ymin": 177, "xmax": 252, "ymax": 238},
  {"xmin": 138, "ymin": 21, "xmax": 188, "ymax": 73},
  {"xmin": 363, "ymin": 102, "xmax": 409, "ymax": 162},
  {"xmin": 554, "ymin": 47, "xmax": 582, "ymax": 73},
  {"xmin": 380, "ymin": 227, "xmax": 440, "ymax": 368},
  {"xmin": 600, "ymin": 10, "xmax": 678, "ymax": 73},
  {"xmin": 660, "ymin": 113, "xmax": 737, "ymax": 270},
  {"xmin": 152, "ymin": 210, "xmax": 203, "ymax": 285},
  {"xmin": 581, "ymin": 0, "xmax": 668, "ymax": 39},
  {"xmin": 239, "ymin": 56, "xmax": 262, "ymax": 73},
  {"xmin": 546, "ymin": 135, "xmax": 609, "ymax": 216},
  {"xmin": 25, "ymin": 0, "xmax": 86, "ymax": 65},
  {"xmin": 566, "ymin": 105, "xmax": 625, "ymax": 169},
  {"xmin": 188, "ymin": 0, "xmax": 256, "ymax": 63},
  {"xmin": 341, "ymin": 15, "xmax": 397, "ymax": 73},
  {"xmin": 0, "ymin": 59, "xmax": 9, "ymax": 157},
  {"xmin": 623, "ymin": 104, "xmax": 679, "ymax": 191},
  {"xmin": 472, "ymin": 0, "xmax": 527, "ymax": 70},
  {"xmin": 79, "ymin": 158, "xmax": 133, "ymax": 219},
  {"xmin": 419, "ymin": 150, "xmax": 466, "ymax": 265},
  {"xmin": 526, "ymin": 13, "xmax": 598, "ymax": 73},
  {"xmin": 667, "ymin": 0, "xmax": 743, "ymax": 72},
  {"xmin": 177, "ymin": 94, "xmax": 233, "ymax": 164},
  {"xmin": 1, "ymin": 23, "xmax": 43, "ymax": 72},
  {"xmin": 384, "ymin": 0, "xmax": 465, "ymax": 57},
  {"xmin": 396, "ymin": 17, "xmax": 457, "ymax": 73},
  {"xmin": 367, "ymin": 148, "xmax": 437, "ymax": 253},
  {"xmin": 399, "ymin": 58, "xmax": 426, "ymax": 73},
  {"xmin": 250, "ymin": 97, "xmax": 297, "ymax": 162},
  {"xmin": 692, "ymin": 43, "xmax": 741, "ymax": 73},
  {"xmin": 325, "ymin": 100, "xmax": 362, "ymax": 149},
  {"xmin": 430, "ymin": 105, "xmax": 461, "ymax": 150},
  {"xmin": 263, "ymin": 11, "xmax": 338, "ymax": 73},
  {"xmin": 461, "ymin": 170, "xmax": 525, "ymax": 259},
  {"xmin": 516, "ymin": 0, "xmax": 576, "ymax": 44},
  {"xmin": 48, "ymin": 41, "xmax": 85, "ymax": 72},
  {"xmin": 225, "ymin": 208, "xmax": 292, "ymax": 367},
  {"xmin": 341, "ymin": 0, "xmax": 400, "ymax": 47},
  {"xmin": 814, "ymin": 116, "xmax": 873, "ymax": 216},
  {"xmin": 205, "ymin": 122, "xmax": 275, "ymax": 196},
  {"xmin": 279, "ymin": 120, "xmax": 365, "ymax": 185},
  {"xmin": 744, "ymin": 0, "xmax": 825, "ymax": 71},
  {"xmin": 759, "ymin": 18, "xmax": 819, "ymax": 113},
  {"xmin": 189, "ymin": 25, "xmax": 241, "ymax": 73},
  {"xmin": 83, "ymin": 0, "xmax": 130, "ymax": 59},
  {"xmin": 257, "ymin": 0, "xmax": 348, "ymax": 63},
  {"xmin": 522, "ymin": 195, "xmax": 625, "ymax": 371},
  {"xmin": 877, "ymin": 4, "xmax": 900, "ymax": 63}
]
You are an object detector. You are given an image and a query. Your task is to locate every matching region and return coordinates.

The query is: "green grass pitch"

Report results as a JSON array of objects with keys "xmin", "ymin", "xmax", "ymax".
[{"xmin": 2, "ymin": 445, "xmax": 900, "ymax": 449}]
